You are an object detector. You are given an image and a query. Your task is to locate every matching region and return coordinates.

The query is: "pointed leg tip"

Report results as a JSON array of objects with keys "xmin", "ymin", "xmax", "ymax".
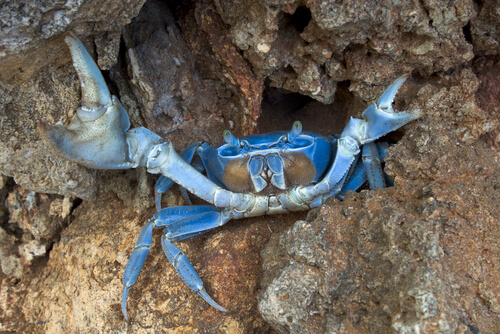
[
  {"xmin": 122, "ymin": 286, "xmax": 130, "ymax": 321},
  {"xmin": 213, "ymin": 303, "xmax": 229, "ymax": 312},
  {"xmin": 38, "ymin": 122, "xmax": 48, "ymax": 135},
  {"xmin": 198, "ymin": 290, "xmax": 228, "ymax": 312},
  {"xmin": 63, "ymin": 31, "xmax": 80, "ymax": 48}
]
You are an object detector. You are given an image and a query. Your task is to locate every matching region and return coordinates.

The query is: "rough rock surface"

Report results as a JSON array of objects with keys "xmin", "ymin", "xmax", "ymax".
[
  {"xmin": 258, "ymin": 65, "xmax": 499, "ymax": 333},
  {"xmin": 10, "ymin": 194, "xmax": 285, "ymax": 333},
  {"xmin": 0, "ymin": 0, "xmax": 498, "ymax": 333}
]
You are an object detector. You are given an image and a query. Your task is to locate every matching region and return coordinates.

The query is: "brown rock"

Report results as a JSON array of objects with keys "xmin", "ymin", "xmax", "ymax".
[
  {"xmin": 5, "ymin": 194, "xmax": 276, "ymax": 332},
  {"xmin": 259, "ymin": 72, "xmax": 499, "ymax": 333}
]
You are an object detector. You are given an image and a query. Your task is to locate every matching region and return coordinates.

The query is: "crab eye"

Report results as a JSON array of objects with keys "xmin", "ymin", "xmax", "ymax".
[
  {"xmin": 287, "ymin": 121, "xmax": 303, "ymax": 142},
  {"xmin": 223, "ymin": 130, "xmax": 240, "ymax": 147}
]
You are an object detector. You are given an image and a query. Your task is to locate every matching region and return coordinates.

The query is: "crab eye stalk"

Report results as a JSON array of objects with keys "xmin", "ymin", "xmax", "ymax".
[
  {"xmin": 287, "ymin": 121, "xmax": 303, "ymax": 142},
  {"xmin": 223, "ymin": 130, "xmax": 241, "ymax": 147}
]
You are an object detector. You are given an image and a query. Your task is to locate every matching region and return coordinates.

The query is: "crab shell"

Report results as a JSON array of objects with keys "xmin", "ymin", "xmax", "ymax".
[{"xmin": 199, "ymin": 128, "xmax": 333, "ymax": 193}]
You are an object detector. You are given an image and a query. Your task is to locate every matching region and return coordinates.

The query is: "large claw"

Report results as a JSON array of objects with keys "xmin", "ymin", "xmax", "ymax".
[
  {"xmin": 293, "ymin": 76, "xmax": 421, "ymax": 204},
  {"xmin": 341, "ymin": 76, "xmax": 422, "ymax": 144},
  {"xmin": 39, "ymin": 32, "xmax": 162, "ymax": 169}
]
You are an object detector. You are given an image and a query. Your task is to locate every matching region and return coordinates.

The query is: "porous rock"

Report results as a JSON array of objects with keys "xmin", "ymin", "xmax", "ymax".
[
  {"xmin": 258, "ymin": 71, "xmax": 499, "ymax": 333},
  {"xmin": 14, "ymin": 194, "xmax": 272, "ymax": 333}
]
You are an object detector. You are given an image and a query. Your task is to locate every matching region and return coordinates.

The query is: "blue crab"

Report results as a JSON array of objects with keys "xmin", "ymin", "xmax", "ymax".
[{"xmin": 39, "ymin": 33, "xmax": 421, "ymax": 320}]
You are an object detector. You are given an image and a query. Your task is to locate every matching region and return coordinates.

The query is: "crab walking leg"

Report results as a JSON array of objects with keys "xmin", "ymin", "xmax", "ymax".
[
  {"xmin": 161, "ymin": 236, "xmax": 229, "ymax": 312},
  {"xmin": 122, "ymin": 206, "xmax": 224, "ymax": 320},
  {"xmin": 164, "ymin": 210, "xmax": 231, "ymax": 241},
  {"xmin": 362, "ymin": 142, "xmax": 386, "ymax": 189},
  {"xmin": 122, "ymin": 219, "xmax": 154, "ymax": 321},
  {"xmin": 336, "ymin": 142, "xmax": 392, "ymax": 199},
  {"xmin": 337, "ymin": 158, "xmax": 366, "ymax": 200},
  {"xmin": 147, "ymin": 142, "xmax": 255, "ymax": 211},
  {"xmin": 160, "ymin": 208, "xmax": 234, "ymax": 312}
]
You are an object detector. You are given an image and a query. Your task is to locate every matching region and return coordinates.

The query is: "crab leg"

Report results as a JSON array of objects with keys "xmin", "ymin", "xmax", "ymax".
[
  {"xmin": 161, "ymin": 235, "xmax": 228, "ymax": 312},
  {"xmin": 336, "ymin": 157, "xmax": 366, "ymax": 200},
  {"xmin": 122, "ymin": 219, "xmax": 154, "ymax": 321},
  {"xmin": 121, "ymin": 205, "xmax": 229, "ymax": 320},
  {"xmin": 292, "ymin": 77, "xmax": 421, "ymax": 205},
  {"xmin": 362, "ymin": 142, "xmax": 386, "ymax": 189},
  {"xmin": 336, "ymin": 142, "xmax": 391, "ymax": 199}
]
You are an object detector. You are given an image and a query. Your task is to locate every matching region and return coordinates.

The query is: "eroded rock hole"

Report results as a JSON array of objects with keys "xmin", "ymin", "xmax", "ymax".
[
  {"xmin": 258, "ymin": 80, "xmax": 355, "ymax": 136},
  {"xmin": 286, "ymin": 6, "xmax": 312, "ymax": 33},
  {"xmin": 0, "ymin": 177, "xmax": 21, "ymax": 237},
  {"xmin": 463, "ymin": 22, "xmax": 473, "ymax": 44}
]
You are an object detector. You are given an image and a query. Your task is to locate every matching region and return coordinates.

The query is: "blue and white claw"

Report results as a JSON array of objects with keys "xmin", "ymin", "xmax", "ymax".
[
  {"xmin": 293, "ymin": 77, "xmax": 421, "ymax": 204},
  {"xmin": 39, "ymin": 32, "xmax": 162, "ymax": 169},
  {"xmin": 341, "ymin": 76, "xmax": 422, "ymax": 144}
]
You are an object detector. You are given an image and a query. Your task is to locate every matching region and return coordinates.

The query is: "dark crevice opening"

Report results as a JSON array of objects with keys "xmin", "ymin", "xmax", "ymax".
[
  {"xmin": 164, "ymin": 0, "xmax": 195, "ymax": 21},
  {"xmin": 0, "ymin": 177, "xmax": 22, "ymax": 238},
  {"xmin": 258, "ymin": 79, "xmax": 367, "ymax": 136},
  {"xmin": 463, "ymin": 22, "xmax": 473, "ymax": 44},
  {"xmin": 258, "ymin": 79, "xmax": 349, "ymax": 136},
  {"xmin": 72, "ymin": 197, "xmax": 84, "ymax": 211},
  {"xmin": 473, "ymin": 0, "xmax": 483, "ymax": 9},
  {"xmin": 285, "ymin": 6, "xmax": 312, "ymax": 33}
]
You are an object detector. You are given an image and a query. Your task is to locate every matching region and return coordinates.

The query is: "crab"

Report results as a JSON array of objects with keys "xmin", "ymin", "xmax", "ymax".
[{"xmin": 39, "ymin": 33, "xmax": 421, "ymax": 320}]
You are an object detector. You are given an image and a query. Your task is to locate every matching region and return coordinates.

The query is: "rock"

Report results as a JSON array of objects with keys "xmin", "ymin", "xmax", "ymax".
[
  {"xmin": 0, "ymin": 0, "xmax": 147, "ymax": 80},
  {"xmin": 0, "ymin": 226, "xmax": 22, "ymax": 278},
  {"xmin": 0, "ymin": 182, "xmax": 72, "ymax": 278},
  {"xmin": 8, "ymin": 194, "xmax": 273, "ymax": 333},
  {"xmin": 470, "ymin": 0, "xmax": 500, "ymax": 55},
  {"xmin": 212, "ymin": 0, "xmax": 476, "ymax": 101},
  {"xmin": 121, "ymin": 0, "xmax": 229, "ymax": 143},
  {"xmin": 258, "ymin": 71, "xmax": 499, "ymax": 333}
]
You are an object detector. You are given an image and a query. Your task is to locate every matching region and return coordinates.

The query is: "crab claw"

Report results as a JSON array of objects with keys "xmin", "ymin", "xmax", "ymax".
[
  {"xmin": 341, "ymin": 76, "xmax": 422, "ymax": 144},
  {"xmin": 39, "ymin": 33, "xmax": 162, "ymax": 169}
]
